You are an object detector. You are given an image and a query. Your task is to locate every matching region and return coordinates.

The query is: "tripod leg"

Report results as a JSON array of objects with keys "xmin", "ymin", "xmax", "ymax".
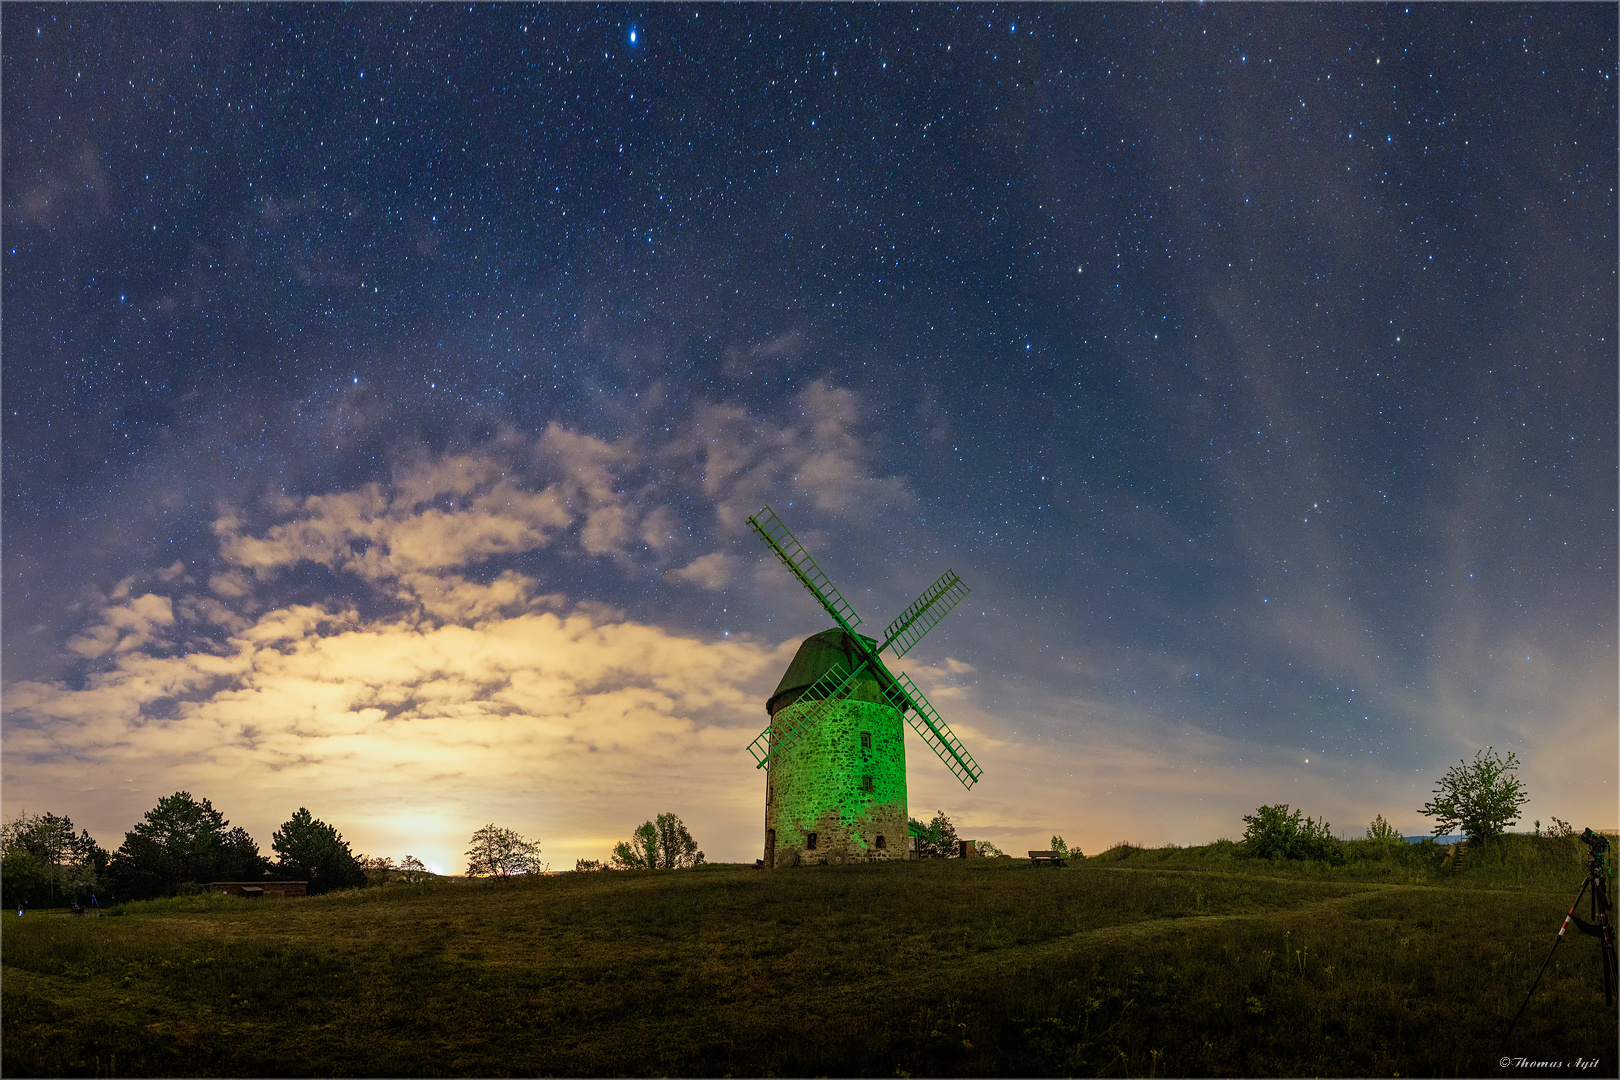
[
  {"xmin": 1502, "ymin": 878, "xmax": 1591, "ymax": 1048},
  {"xmin": 1594, "ymin": 878, "xmax": 1616, "ymax": 1007}
]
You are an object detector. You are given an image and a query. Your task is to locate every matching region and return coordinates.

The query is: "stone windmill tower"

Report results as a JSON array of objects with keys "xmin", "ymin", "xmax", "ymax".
[{"xmin": 745, "ymin": 507, "xmax": 982, "ymax": 866}]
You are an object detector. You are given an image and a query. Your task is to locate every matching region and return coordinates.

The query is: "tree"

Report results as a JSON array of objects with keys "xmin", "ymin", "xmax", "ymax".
[
  {"xmin": 398, "ymin": 855, "xmax": 432, "ymax": 882},
  {"xmin": 611, "ymin": 821, "xmax": 659, "ymax": 869},
  {"xmin": 1, "ymin": 812, "xmax": 109, "ymax": 907},
  {"xmin": 109, "ymin": 792, "xmax": 268, "ymax": 900},
  {"xmin": 272, "ymin": 808, "xmax": 367, "ymax": 894},
  {"xmin": 909, "ymin": 810, "xmax": 959, "ymax": 857},
  {"xmin": 465, "ymin": 824, "xmax": 543, "ymax": 877},
  {"xmin": 611, "ymin": 813, "xmax": 704, "ymax": 869},
  {"xmin": 1241, "ymin": 804, "xmax": 1342, "ymax": 863},
  {"xmin": 1419, "ymin": 746, "xmax": 1529, "ymax": 846}
]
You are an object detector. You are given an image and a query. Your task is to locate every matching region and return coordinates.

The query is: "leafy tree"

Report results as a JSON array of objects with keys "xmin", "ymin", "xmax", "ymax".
[
  {"xmin": 109, "ymin": 792, "xmax": 268, "ymax": 899},
  {"xmin": 611, "ymin": 821, "xmax": 659, "ymax": 869},
  {"xmin": 1418, "ymin": 746, "xmax": 1529, "ymax": 846},
  {"xmin": 272, "ymin": 808, "xmax": 367, "ymax": 893},
  {"xmin": 611, "ymin": 813, "xmax": 704, "ymax": 869},
  {"xmin": 2, "ymin": 849, "xmax": 52, "ymax": 908},
  {"xmin": 1241, "ymin": 804, "xmax": 1342, "ymax": 863},
  {"xmin": 398, "ymin": 855, "xmax": 432, "ymax": 882},
  {"xmin": 1365, "ymin": 814, "xmax": 1402, "ymax": 844},
  {"xmin": 651, "ymin": 813, "xmax": 704, "ymax": 868},
  {"xmin": 908, "ymin": 811, "xmax": 961, "ymax": 858},
  {"xmin": 465, "ymin": 824, "xmax": 544, "ymax": 877},
  {"xmin": 575, "ymin": 858, "xmax": 607, "ymax": 872},
  {"xmin": 974, "ymin": 840, "xmax": 1006, "ymax": 859},
  {"xmin": 1, "ymin": 812, "xmax": 109, "ymax": 907},
  {"xmin": 1050, "ymin": 835, "xmax": 1074, "ymax": 859}
]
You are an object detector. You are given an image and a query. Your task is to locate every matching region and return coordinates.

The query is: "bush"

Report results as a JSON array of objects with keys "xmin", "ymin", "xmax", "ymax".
[
  {"xmin": 1365, "ymin": 814, "xmax": 1402, "ymax": 843},
  {"xmin": 1241, "ymin": 804, "xmax": 1343, "ymax": 863}
]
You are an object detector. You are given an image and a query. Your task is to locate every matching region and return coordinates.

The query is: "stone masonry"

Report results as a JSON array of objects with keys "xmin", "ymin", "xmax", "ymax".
[{"xmin": 765, "ymin": 696, "xmax": 909, "ymax": 866}]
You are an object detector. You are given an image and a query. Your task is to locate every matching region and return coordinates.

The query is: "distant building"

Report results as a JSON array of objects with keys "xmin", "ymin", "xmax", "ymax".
[{"xmin": 209, "ymin": 881, "xmax": 307, "ymax": 898}]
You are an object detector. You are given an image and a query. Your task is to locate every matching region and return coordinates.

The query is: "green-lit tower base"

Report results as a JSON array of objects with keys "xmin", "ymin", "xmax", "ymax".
[{"xmin": 764, "ymin": 629, "xmax": 908, "ymax": 866}]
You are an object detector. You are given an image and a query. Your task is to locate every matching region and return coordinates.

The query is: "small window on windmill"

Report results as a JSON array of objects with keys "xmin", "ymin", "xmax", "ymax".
[
  {"xmin": 860, "ymin": 731, "xmax": 872, "ymax": 749},
  {"xmin": 806, "ymin": 832, "xmax": 818, "ymax": 850},
  {"xmin": 861, "ymin": 775, "xmax": 874, "ymax": 792},
  {"xmin": 875, "ymin": 835, "xmax": 886, "ymax": 850}
]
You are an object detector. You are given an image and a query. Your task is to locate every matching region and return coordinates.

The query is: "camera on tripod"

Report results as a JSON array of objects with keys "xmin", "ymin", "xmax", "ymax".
[
  {"xmin": 1504, "ymin": 825, "xmax": 1618, "ymax": 1044},
  {"xmin": 1580, "ymin": 826, "xmax": 1611, "ymax": 869}
]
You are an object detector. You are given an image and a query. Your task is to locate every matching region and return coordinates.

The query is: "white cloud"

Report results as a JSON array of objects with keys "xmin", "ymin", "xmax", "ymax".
[
  {"xmin": 3, "ymin": 390, "xmax": 927, "ymax": 869},
  {"xmin": 66, "ymin": 593, "xmax": 176, "ymax": 658},
  {"xmin": 665, "ymin": 553, "xmax": 737, "ymax": 590}
]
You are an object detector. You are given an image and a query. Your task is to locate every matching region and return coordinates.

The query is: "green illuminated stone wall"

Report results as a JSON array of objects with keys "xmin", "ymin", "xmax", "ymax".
[{"xmin": 765, "ymin": 697, "xmax": 909, "ymax": 865}]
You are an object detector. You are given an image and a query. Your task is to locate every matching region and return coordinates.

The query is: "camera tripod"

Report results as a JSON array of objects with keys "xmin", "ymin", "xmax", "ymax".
[{"xmin": 1501, "ymin": 828, "xmax": 1617, "ymax": 1046}]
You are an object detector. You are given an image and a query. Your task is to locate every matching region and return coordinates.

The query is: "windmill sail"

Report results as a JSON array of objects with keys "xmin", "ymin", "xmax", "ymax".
[
  {"xmin": 880, "ymin": 569, "xmax": 970, "ymax": 658},
  {"xmin": 746, "ymin": 659, "xmax": 870, "ymax": 767},
  {"xmin": 748, "ymin": 507, "xmax": 863, "ymax": 636},
  {"xmin": 883, "ymin": 673, "xmax": 982, "ymax": 789}
]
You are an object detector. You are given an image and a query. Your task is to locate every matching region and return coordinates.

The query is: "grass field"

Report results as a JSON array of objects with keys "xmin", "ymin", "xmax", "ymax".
[{"xmin": 3, "ymin": 835, "xmax": 1614, "ymax": 1077}]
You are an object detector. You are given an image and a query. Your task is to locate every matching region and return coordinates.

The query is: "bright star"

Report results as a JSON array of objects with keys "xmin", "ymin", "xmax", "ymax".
[{"xmin": 628, "ymin": 27, "xmax": 637, "ymax": 45}]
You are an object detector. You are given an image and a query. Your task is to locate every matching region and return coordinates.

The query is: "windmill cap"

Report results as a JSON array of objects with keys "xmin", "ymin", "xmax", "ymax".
[{"xmin": 766, "ymin": 628, "xmax": 896, "ymax": 716}]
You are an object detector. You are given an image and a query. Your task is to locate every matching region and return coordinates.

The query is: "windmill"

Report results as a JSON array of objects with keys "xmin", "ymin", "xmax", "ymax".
[{"xmin": 746, "ymin": 506, "xmax": 981, "ymax": 866}]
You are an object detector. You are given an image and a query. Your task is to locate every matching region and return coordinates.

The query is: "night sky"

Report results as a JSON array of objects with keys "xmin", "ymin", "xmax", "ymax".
[{"xmin": 4, "ymin": 5, "xmax": 1614, "ymax": 872}]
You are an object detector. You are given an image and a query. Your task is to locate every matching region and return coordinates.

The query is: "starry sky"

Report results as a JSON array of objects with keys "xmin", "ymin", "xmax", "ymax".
[{"xmin": 4, "ymin": 5, "xmax": 1614, "ymax": 874}]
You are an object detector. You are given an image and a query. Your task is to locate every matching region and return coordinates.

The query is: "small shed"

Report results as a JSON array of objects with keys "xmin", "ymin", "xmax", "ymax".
[{"xmin": 209, "ymin": 881, "xmax": 307, "ymax": 898}]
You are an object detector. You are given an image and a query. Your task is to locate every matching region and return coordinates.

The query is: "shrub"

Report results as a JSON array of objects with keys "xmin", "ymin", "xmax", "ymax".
[
  {"xmin": 1241, "ymin": 804, "xmax": 1342, "ymax": 863},
  {"xmin": 1365, "ymin": 814, "xmax": 1402, "ymax": 844}
]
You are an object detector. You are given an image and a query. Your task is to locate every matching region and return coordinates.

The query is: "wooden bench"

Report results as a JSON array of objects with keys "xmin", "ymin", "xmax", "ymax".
[{"xmin": 1028, "ymin": 850, "xmax": 1067, "ymax": 867}]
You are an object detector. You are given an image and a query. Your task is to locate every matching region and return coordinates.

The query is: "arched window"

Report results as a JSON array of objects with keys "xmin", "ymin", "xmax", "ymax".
[
  {"xmin": 806, "ymin": 832, "xmax": 818, "ymax": 850},
  {"xmin": 875, "ymin": 835, "xmax": 886, "ymax": 850}
]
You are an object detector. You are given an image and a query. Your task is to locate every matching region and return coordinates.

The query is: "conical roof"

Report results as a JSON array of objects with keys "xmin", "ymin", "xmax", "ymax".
[{"xmin": 767, "ymin": 628, "xmax": 900, "ymax": 716}]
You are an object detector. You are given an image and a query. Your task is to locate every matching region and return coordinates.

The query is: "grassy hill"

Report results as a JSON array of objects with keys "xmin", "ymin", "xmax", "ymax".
[{"xmin": 3, "ymin": 834, "xmax": 1614, "ymax": 1077}]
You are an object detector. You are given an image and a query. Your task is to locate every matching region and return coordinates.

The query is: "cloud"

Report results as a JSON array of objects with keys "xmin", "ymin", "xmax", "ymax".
[
  {"xmin": 211, "ymin": 425, "xmax": 643, "ymax": 590},
  {"xmin": 66, "ymin": 593, "xmax": 176, "ymax": 658},
  {"xmin": 2, "ymin": 387, "xmax": 926, "ymax": 870},
  {"xmin": 665, "ymin": 553, "xmax": 738, "ymax": 590},
  {"xmin": 669, "ymin": 380, "xmax": 912, "ymax": 534},
  {"xmin": 7, "ymin": 588, "xmax": 789, "ymax": 872}
]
